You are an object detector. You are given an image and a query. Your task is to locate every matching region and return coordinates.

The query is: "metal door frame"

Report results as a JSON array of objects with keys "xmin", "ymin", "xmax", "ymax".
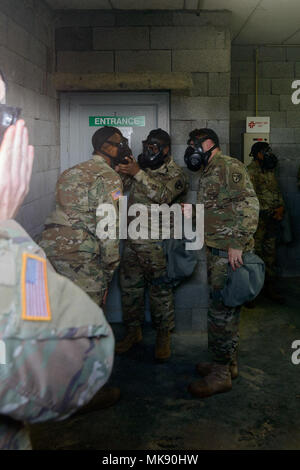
[{"xmin": 60, "ymin": 91, "xmax": 170, "ymax": 172}]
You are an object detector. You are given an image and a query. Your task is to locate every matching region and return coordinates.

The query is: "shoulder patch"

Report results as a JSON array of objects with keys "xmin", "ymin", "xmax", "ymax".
[
  {"xmin": 21, "ymin": 253, "xmax": 52, "ymax": 322},
  {"xmin": 232, "ymin": 172, "xmax": 242, "ymax": 184},
  {"xmin": 111, "ymin": 188, "xmax": 122, "ymax": 201}
]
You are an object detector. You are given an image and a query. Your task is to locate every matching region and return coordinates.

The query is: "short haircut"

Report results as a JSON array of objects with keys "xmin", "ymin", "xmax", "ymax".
[
  {"xmin": 188, "ymin": 128, "xmax": 220, "ymax": 148},
  {"xmin": 92, "ymin": 126, "xmax": 122, "ymax": 153}
]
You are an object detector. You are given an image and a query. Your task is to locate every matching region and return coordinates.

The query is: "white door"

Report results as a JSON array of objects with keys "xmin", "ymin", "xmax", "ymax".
[{"xmin": 60, "ymin": 92, "xmax": 170, "ymax": 322}]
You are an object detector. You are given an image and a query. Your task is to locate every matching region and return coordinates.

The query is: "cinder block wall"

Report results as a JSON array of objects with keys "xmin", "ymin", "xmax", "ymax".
[
  {"xmin": 0, "ymin": 0, "xmax": 58, "ymax": 238},
  {"xmin": 55, "ymin": 9, "xmax": 231, "ymax": 331},
  {"xmin": 230, "ymin": 45, "xmax": 300, "ymax": 277}
]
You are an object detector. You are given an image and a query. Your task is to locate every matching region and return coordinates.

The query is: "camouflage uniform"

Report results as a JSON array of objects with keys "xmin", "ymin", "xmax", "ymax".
[
  {"xmin": 40, "ymin": 155, "xmax": 123, "ymax": 305},
  {"xmin": 197, "ymin": 151, "xmax": 259, "ymax": 364},
  {"xmin": 120, "ymin": 156, "xmax": 188, "ymax": 331},
  {"xmin": 247, "ymin": 159, "xmax": 285, "ymax": 280},
  {"xmin": 0, "ymin": 220, "xmax": 114, "ymax": 450}
]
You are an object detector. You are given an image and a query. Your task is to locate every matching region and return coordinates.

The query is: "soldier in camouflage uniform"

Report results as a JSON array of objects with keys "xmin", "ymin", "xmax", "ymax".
[
  {"xmin": 0, "ymin": 120, "xmax": 116, "ymax": 450},
  {"xmin": 40, "ymin": 126, "xmax": 127, "ymax": 306},
  {"xmin": 0, "ymin": 220, "xmax": 116, "ymax": 450},
  {"xmin": 247, "ymin": 142, "xmax": 285, "ymax": 303},
  {"xmin": 115, "ymin": 129, "xmax": 188, "ymax": 362},
  {"xmin": 184, "ymin": 128, "xmax": 259, "ymax": 398}
]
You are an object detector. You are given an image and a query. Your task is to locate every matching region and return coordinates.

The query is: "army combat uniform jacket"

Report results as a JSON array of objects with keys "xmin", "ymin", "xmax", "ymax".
[
  {"xmin": 247, "ymin": 159, "xmax": 285, "ymax": 280},
  {"xmin": 124, "ymin": 156, "xmax": 189, "ymax": 241},
  {"xmin": 0, "ymin": 220, "xmax": 114, "ymax": 449},
  {"xmin": 120, "ymin": 156, "xmax": 188, "ymax": 331},
  {"xmin": 247, "ymin": 159, "xmax": 285, "ymax": 213},
  {"xmin": 197, "ymin": 151, "xmax": 259, "ymax": 364},
  {"xmin": 197, "ymin": 152, "xmax": 259, "ymax": 252},
  {"xmin": 40, "ymin": 155, "xmax": 123, "ymax": 303}
]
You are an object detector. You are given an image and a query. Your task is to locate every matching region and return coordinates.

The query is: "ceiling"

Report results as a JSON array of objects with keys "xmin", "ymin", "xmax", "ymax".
[{"xmin": 45, "ymin": 0, "xmax": 300, "ymax": 44}]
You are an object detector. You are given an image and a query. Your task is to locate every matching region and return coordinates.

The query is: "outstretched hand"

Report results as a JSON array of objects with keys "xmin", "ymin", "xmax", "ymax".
[{"xmin": 0, "ymin": 120, "xmax": 34, "ymax": 221}]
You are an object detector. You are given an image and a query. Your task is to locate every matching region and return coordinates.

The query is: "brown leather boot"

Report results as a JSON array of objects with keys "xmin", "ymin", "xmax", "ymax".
[
  {"xmin": 74, "ymin": 385, "xmax": 121, "ymax": 416},
  {"xmin": 115, "ymin": 326, "xmax": 142, "ymax": 354},
  {"xmin": 155, "ymin": 329, "xmax": 171, "ymax": 362},
  {"xmin": 188, "ymin": 363, "xmax": 232, "ymax": 398},
  {"xmin": 196, "ymin": 355, "xmax": 238, "ymax": 380}
]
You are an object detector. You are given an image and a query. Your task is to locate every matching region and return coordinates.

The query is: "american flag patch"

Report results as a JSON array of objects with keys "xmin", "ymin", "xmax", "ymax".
[
  {"xmin": 111, "ymin": 188, "xmax": 122, "ymax": 201},
  {"xmin": 21, "ymin": 253, "xmax": 52, "ymax": 321}
]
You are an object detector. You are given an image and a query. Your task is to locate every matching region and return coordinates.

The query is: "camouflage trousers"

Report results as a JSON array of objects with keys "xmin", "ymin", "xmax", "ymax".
[
  {"xmin": 254, "ymin": 214, "xmax": 280, "ymax": 281},
  {"xmin": 120, "ymin": 241, "xmax": 174, "ymax": 331},
  {"xmin": 207, "ymin": 247, "xmax": 240, "ymax": 364},
  {"xmin": 0, "ymin": 417, "xmax": 31, "ymax": 450},
  {"xmin": 48, "ymin": 254, "xmax": 106, "ymax": 306}
]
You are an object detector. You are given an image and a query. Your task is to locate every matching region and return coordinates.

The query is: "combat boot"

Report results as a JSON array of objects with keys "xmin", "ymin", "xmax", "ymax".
[
  {"xmin": 74, "ymin": 385, "xmax": 121, "ymax": 416},
  {"xmin": 115, "ymin": 326, "xmax": 142, "ymax": 354},
  {"xmin": 188, "ymin": 363, "xmax": 232, "ymax": 398},
  {"xmin": 196, "ymin": 354, "xmax": 238, "ymax": 379},
  {"xmin": 155, "ymin": 329, "xmax": 171, "ymax": 362}
]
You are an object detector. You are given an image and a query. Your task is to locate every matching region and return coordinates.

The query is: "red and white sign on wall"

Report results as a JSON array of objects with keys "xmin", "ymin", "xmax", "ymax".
[{"xmin": 246, "ymin": 116, "xmax": 270, "ymax": 133}]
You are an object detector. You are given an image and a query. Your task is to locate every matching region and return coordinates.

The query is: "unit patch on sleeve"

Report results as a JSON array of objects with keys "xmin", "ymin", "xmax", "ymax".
[
  {"xmin": 21, "ymin": 253, "xmax": 52, "ymax": 321},
  {"xmin": 232, "ymin": 173, "xmax": 242, "ymax": 184}
]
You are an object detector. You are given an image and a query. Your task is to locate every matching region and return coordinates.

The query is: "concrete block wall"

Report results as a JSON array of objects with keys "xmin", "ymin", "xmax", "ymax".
[
  {"xmin": 55, "ymin": 9, "xmax": 231, "ymax": 330},
  {"xmin": 0, "ymin": 0, "xmax": 58, "ymax": 238},
  {"xmin": 230, "ymin": 45, "xmax": 300, "ymax": 276}
]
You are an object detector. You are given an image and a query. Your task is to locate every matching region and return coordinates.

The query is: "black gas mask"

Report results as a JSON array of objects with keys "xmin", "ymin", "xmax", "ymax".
[
  {"xmin": 184, "ymin": 136, "xmax": 217, "ymax": 172},
  {"xmin": 138, "ymin": 137, "xmax": 169, "ymax": 170},
  {"xmin": 101, "ymin": 137, "xmax": 132, "ymax": 167},
  {"xmin": 0, "ymin": 104, "xmax": 21, "ymax": 144},
  {"xmin": 255, "ymin": 146, "xmax": 278, "ymax": 171}
]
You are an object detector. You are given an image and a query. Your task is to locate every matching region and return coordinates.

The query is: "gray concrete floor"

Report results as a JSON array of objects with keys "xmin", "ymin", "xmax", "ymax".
[{"xmin": 30, "ymin": 278, "xmax": 300, "ymax": 450}]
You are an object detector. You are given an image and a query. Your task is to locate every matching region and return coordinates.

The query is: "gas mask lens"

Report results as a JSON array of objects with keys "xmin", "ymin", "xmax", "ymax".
[
  {"xmin": 106, "ymin": 137, "xmax": 132, "ymax": 165},
  {"xmin": 138, "ymin": 138, "xmax": 167, "ymax": 170},
  {"xmin": 0, "ymin": 104, "xmax": 21, "ymax": 144},
  {"xmin": 184, "ymin": 136, "xmax": 216, "ymax": 171}
]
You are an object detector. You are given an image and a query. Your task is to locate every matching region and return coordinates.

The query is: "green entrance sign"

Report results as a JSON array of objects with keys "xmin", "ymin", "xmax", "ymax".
[{"xmin": 89, "ymin": 116, "xmax": 145, "ymax": 127}]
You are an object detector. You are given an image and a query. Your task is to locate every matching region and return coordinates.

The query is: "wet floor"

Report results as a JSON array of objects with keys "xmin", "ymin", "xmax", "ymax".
[{"xmin": 30, "ymin": 278, "xmax": 300, "ymax": 450}]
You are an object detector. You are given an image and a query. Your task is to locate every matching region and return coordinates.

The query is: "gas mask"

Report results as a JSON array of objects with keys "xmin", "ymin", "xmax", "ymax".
[
  {"xmin": 256, "ymin": 147, "xmax": 278, "ymax": 171},
  {"xmin": 101, "ymin": 137, "xmax": 132, "ymax": 167},
  {"xmin": 0, "ymin": 105, "xmax": 21, "ymax": 144},
  {"xmin": 138, "ymin": 138, "xmax": 168, "ymax": 170},
  {"xmin": 184, "ymin": 136, "xmax": 217, "ymax": 172}
]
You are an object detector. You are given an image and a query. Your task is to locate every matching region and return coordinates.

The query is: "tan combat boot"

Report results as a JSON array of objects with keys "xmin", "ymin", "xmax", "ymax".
[
  {"xmin": 74, "ymin": 385, "xmax": 121, "ymax": 416},
  {"xmin": 155, "ymin": 329, "xmax": 171, "ymax": 362},
  {"xmin": 115, "ymin": 326, "xmax": 142, "ymax": 354},
  {"xmin": 188, "ymin": 363, "xmax": 232, "ymax": 398},
  {"xmin": 196, "ymin": 354, "xmax": 238, "ymax": 380}
]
